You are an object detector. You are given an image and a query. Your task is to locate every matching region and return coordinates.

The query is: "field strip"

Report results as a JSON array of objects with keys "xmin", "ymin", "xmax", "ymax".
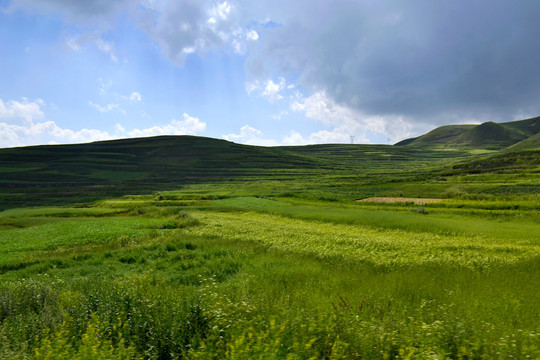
[
  {"xmin": 357, "ymin": 197, "xmax": 443, "ymax": 204},
  {"xmin": 186, "ymin": 211, "xmax": 539, "ymax": 268}
]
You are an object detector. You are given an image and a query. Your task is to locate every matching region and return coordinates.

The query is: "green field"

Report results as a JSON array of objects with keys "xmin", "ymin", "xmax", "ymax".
[{"xmin": 0, "ymin": 132, "xmax": 539, "ymax": 359}]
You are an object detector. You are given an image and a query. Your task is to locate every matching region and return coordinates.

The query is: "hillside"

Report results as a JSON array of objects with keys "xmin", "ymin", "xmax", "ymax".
[
  {"xmin": 452, "ymin": 121, "xmax": 527, "ymax": 148},
  {"xmin": 2, "ymin": 120, "xmax": 539, "ymax": 210},
  {"xmin": 0, "ymin": 136, "xmax": 323, "ymax": 209},
  {"xmin": 395, "ymin": 125, "xmax": 474, "ymax": 146},
  {"xmin": 396, "ymin": 116, "xmax": 540, "ymax": 149},
  {"xmin": 0, "ymin": 135, "xmax": 472, "ymax": 210},
  {"xmin": 505, "ymin": 132, "xmax": 540, "ymax": 152},
  {"xmin": 501, "ymin": 116, "xmax": 540, "ymax": 136}
]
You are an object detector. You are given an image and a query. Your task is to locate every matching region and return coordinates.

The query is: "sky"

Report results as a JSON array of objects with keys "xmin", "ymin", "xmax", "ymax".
[{"xmin": 1, "ymin": 0, "xmax": 540, "ymax": 148}]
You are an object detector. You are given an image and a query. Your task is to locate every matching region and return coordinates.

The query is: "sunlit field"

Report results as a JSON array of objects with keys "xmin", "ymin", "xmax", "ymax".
[
  {"xmin": 1, "ymin": 181, "xmax": 538, "ymax": 359},
  {"xmin": 3, "ymin": 0, "xmax": 540, "ymax": 358}
]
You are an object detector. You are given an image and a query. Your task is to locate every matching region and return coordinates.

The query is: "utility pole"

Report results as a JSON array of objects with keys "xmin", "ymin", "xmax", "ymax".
[{"xmin": 350, "ymin": 135, "xmax": 355, "ymax": 144}]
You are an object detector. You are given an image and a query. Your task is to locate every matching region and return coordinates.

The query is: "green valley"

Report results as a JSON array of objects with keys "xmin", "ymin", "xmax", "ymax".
[{"xmin": 0, "ymin": 117, "xmax": 539, "ymax": 359}]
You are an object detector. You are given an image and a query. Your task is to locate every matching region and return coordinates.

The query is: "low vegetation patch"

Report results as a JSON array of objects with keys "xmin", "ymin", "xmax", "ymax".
[
  {"xmin": 1, "ymin": 133, "xmax": 539, "ymax": 358},
  {"xmin": 0, "ymin": 187, "xmax": 538, "ymax": 359},
  {"xmin": 357, "ymin": 197, "xmax": 443, "ymax": 204}
]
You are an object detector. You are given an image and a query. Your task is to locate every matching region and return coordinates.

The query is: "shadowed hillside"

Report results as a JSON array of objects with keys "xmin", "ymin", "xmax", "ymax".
[
  {"xmin": 2, "ymin": 119, "xmax": 539, "ymax": 210},
  {"xmin": 0, "ymin": 136, "xmax": 471, "ymax": 210},
  {"xmin": 0, "ymin": 136, "xmax": 326, "ymax": 209}
]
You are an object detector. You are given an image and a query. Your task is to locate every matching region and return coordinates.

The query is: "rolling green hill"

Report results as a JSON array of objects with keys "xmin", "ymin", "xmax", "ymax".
[
  {"xmin": 1, "ymin": 118, "xmax": 539, "ymax": 210},
  {"xmin": 0, "ymin": 136, "xmax": 329, "ymax": 209},
  {"xmin": 395, "ymin": 125, "xmax": 474, "ymax": 146},
  {"xmin": 1, "ymin": 124, "xmax": 539, "ymax": 359},
  {"xmin": 0, "ymin": 135, "xmax": 472, "ymax": 210},
  {"xmin": 501, "ymin": 116, "xmax": 540, "ymax": 136},
  {"xmin": 504, "ymin": 132, "xmax": 540, "ymax": 152},
  {"xmin": 396, "ymin": 116, "xmax": 540, "ymax": 149},
  {"xmin": 452, "ymin": 121, "xmax": 527, "ymax": 148}
]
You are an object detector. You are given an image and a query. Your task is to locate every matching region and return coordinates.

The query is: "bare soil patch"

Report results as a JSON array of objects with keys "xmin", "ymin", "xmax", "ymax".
[{"xmin": 357, "ymin": 197, "xmax": 443, "ymax": 205}]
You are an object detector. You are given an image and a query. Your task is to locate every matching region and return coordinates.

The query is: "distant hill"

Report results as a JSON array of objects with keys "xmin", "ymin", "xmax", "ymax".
[
  {"xmin": 395, "ymin": 125, "xmax": 474, "ymax": 146},
  {"xmin": 0, "ymin": 136, "xmax": 326, "ymax": 209},
  {"xmin": 396, "ymin": 116, "xmax": 540, "ymax": 149},
  {"xmin": 452, "ymin": 121, "xmax": 527, "ymax": 148},
  {"xmin": 501, "ymin": 116, "xmax": 540, "ymax": 136},
  {"xmin": 504, "ymin": 132, "xmax": 540, "ymax": 152},
  {"xmin": 0, "ymin": 135, "xmax": 326, "ymax": 185},
  {"xmin": 2, "ymin": 118, "xmax": 539, "ymax": 210},
  {"xmin": 0, "ymin": 135, "xmax": 472, "ymax": 210}
]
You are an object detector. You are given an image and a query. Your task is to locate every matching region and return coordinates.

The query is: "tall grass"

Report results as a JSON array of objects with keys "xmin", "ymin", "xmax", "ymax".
[{"xmin": 0, "ymin": 193, "xmax": 538, "ymax": 359}]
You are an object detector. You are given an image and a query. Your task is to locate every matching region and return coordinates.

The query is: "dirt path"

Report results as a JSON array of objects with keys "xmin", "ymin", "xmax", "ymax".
[{"xmin": 357, "ymin": 197, "xmax": 443, "ymax": 205}]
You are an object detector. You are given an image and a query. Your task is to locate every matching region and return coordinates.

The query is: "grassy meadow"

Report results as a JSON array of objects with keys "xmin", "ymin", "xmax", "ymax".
[{"xmin": 0, "ymin": 136, "xmax": 539, "ymax": 359}]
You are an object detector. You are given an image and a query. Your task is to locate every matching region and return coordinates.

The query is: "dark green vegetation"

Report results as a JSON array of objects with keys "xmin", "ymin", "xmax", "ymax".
[
  {"xmin": 0, "ymin": 117, "xmax": 539, "ymax": 359},
  {"xmin": 1, "ymin": 117, "xmax": 539, "ymax": 211},
  {"xmin": 396, "ymin": 115, "xmax": 540, "ymax": 149},
  {"xmin": 0, "ymin": 136, "xmax": 473, "ymax": 211}
]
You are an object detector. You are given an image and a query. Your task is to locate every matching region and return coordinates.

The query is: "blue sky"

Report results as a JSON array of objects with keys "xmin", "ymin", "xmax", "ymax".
[{"xmin": 1, "ymin": 0, "xmax": 540, "ymax": 148}]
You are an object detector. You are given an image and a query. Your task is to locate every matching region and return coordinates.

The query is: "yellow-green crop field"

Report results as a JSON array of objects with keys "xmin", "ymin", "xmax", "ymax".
[{"xmin": 0, "ymin": 187, "xmax": 539, "ymax": 359}]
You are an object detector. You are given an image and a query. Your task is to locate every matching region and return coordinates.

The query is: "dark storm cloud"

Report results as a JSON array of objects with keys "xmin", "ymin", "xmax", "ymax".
[
  {"xmin": 245, "ymin": 0, "xmax": 540, "ymax": 123},
  {"xmin": 7, "ymin": 0, "xmax": 540, "ymax": 125},
  {"xmin": 5, "ymin": 0, "xmax": 135, "ymax": 23}
]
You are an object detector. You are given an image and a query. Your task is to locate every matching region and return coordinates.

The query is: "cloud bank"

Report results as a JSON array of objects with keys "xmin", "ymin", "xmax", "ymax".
[
  {"xmin": 0, "ymin": 97, "xmax": 206, "ymax": 148},
  {"xmin": 243, "ymin": 0, "xmax": 540, "ymax": 126},
  {"xmin": 6, "ymin": 0, "xmax": 540, "ymax": 144}
]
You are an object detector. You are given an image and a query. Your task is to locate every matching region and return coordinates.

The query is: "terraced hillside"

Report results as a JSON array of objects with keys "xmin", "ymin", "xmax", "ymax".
[{"xmin": 0, "ymin": 136, "xmax": 470, "ymax": 210}]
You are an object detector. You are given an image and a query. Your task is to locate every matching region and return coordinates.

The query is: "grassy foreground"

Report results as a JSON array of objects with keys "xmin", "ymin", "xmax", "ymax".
[{"xmin": 0, "ymin": 183, "xmax": 539, "ymax": 359}]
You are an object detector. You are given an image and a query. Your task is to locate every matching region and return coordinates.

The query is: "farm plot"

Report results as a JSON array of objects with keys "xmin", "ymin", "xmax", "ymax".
[{"xmin": 0, "ymin": 197, "xmax": 538, "ymax": 359}]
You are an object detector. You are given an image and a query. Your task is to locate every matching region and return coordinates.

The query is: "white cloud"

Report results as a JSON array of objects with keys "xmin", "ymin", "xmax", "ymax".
[
  {"xmin": 223, "ymin": 124, "xmax": 261, "ymax": 140},
  {"xmin": 262, "ymin": 78, "xmax": 285, "ymax": 103},
  {"xmin": 129, "ymin": 92, "xmax": 142, "ymax": 102},
  {"xmin": 289, "ymin": 90, "xmax": 422, "ymax": 144},
  {"xmin": 222, "ymin": 125, "xmax": 369, "ymax": 146},
  {"xmin": 135, "ymin": 1, "xmax": 243, "ymax": 64},
  {"xmin": 0, "ymin": 98, "xmax": 45, "ymax": 124},
  {"xmin": 88, "ymin": 101, "xmax": 126, "ymax": 114},
  {"xmin": 280, "ymin": 128, "xmax": 367, "ymax": 146},
  {"xmin": 0, "ymin": 118, "xmax": 112, "ymax": 148},
  {"xmin": 290, "ymin": 91, "xmax": 361, "ymax": 127},
  {"xmin": 127, "ymin": 113, "xmax": 206, "ymax": 137},
  {"xmin": 208, "ymin": 1, "xmax": 231, "ymax": 23},
  {"xmin": 246, "ymin": 29, "xmax": 259, "ymax": 41},
  {"xmin": 282, "ymin": 130, "xmax": 308, "ymax": 145},
  {"xmin": 245, "ymin": 77, "xmax": 290, "ymax": 103},
  {"xmin": 223, "ymin": 124, "xmax": 278, "ymax": 146},
  {"xmin": 46, "ymin": 123, "xmax": 112, "ymax": 142},
  {"xmin": 231, "ymin": 28, "xmax": 259, "ymax": 54},
  {"xmin": 10, "ymin": 0, "xmax": 540, "ymax": 128},
  {"xmin": 0, "ymin": 97, "xmax": 210, "ymax": 147},
  {"xmin": 309, "ymin": 129, "xmax": 369, "ymax": 144}
]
